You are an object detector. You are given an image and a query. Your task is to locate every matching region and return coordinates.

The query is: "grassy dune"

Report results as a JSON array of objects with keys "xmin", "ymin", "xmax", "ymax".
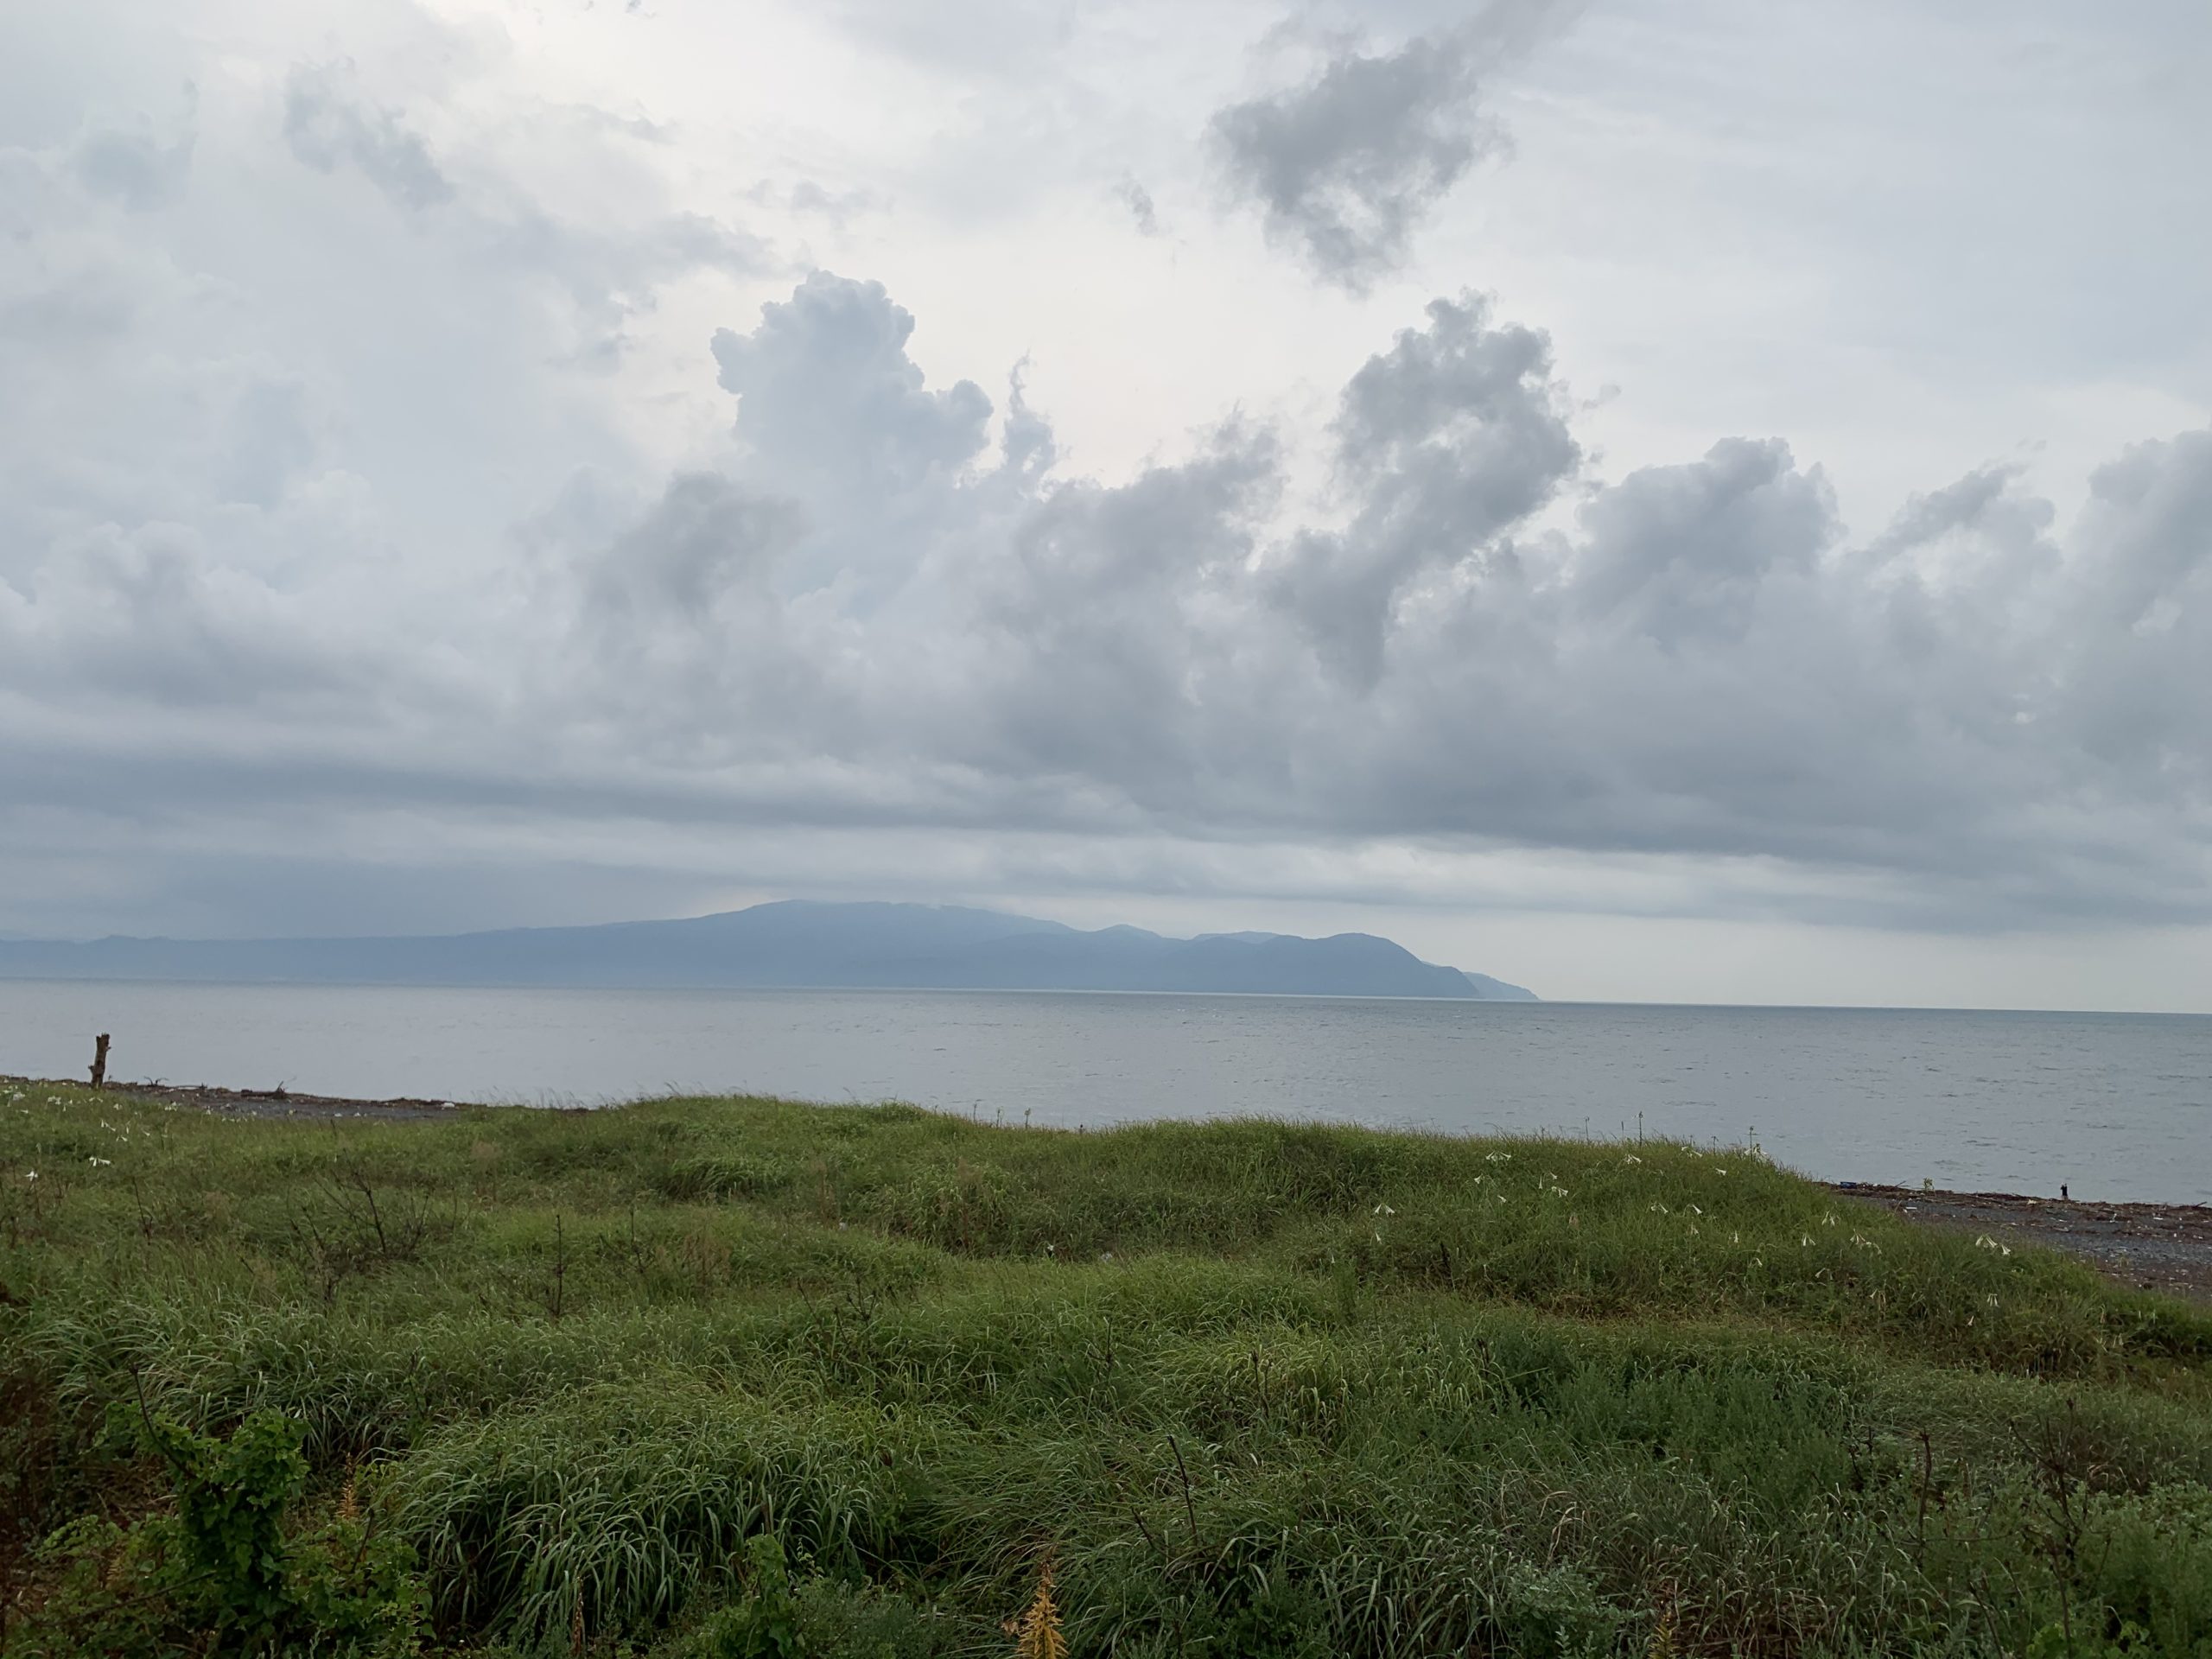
[{"xmin": 3, "ymin": 1084, "xmax": 2211, "ymax": 1656}]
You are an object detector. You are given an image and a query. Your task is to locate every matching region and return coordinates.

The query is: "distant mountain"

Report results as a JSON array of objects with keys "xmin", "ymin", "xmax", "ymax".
[
  {"xmin": 0, "ymin": 899, "xmax": 1537, "ymax": 1000},
  {"xmin": 1461, "ymin": 971, "xmax": 1535, "ymax": 1000}
]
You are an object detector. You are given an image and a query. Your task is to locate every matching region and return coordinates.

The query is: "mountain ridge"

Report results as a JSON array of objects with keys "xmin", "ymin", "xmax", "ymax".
[{"xmin": 0, "ymin": 899, "xmax": 1537, "ymax": 1000}]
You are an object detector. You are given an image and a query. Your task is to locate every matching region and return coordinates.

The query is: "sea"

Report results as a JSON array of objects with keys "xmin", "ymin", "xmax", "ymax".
[{"xmin": 3, "ymin": 980, "xmax": 2207, "ymax": 1203}]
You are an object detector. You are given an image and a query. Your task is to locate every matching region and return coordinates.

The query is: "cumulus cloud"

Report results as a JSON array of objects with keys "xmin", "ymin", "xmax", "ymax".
[
  {"xmin": 712, "ymin": 274, "xmax": 991, "ymax": 499},
  {"xmin": 1275, "ymin": 291, "xmax": 1579, "ymax": 680},
  {"xmin": 10, "ymin": 245, "xmax": 2211, "ymax": 933},
  {"xmin": 428, "ymin": 270, "xmax": 2203, "ymax": 931},
  {"xmin": 71, "ymin": 121, "xmax": 195, "ymax": 213},
  {"xmin": 283, "ymin": 64, "xmax": 454, "ymax": 211},
  {"xmin": 3, "ymin": 3, "xmax": 2209, "ymax": 949},
  {"xmin": 1210, "ymin": 12, "xmax": 1541, "ymax": 290}
]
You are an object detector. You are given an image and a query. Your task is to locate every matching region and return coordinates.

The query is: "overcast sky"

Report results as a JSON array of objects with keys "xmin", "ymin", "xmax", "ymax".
[{"xmin": 3, "ymin": 0, "xmax": 2209, "ymax": 1008}]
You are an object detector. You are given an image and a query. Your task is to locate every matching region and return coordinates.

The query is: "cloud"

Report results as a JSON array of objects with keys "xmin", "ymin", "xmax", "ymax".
[
  {"xmin": 71, "ymin": 120, "xmax": 195, "ymax": 212},
  {"xmin": 1274, "ymin": 291, "xmax": 1579, "ymax": 680},
  {"xmin": 712, "ymin": 273, "xmax": 991, "ymax": 498},
  {"xmin": 9, "ymin": 251, "xmax": 2209, "ymax": 936},
  {"xmin": 1116, "ymin": 176, "xmax": 1161, "ymax": 236},
  {"xmin": 2, "ymin": 3, "xmax": 2207, "ymax": 952},
  {"xmin": 0, "ymin": 512, "xmax": 402, "ymax": 730},
  {"xmin": 283, "ymin": 64, "xmax": 454, "ymax": 211},
  {"xmin": 1210, "ymin": 22, "xmax": 1512, "ymax": 290},
  {"xmin": 569, "ymin": 473, "xmax": 831, "ymax": 748},
  {"xmin": 418, "ymin": 270, "xmax": 2201, "ymax": 932}
]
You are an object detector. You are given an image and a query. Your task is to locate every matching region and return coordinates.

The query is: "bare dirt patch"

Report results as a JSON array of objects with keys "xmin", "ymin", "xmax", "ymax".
[{"xmin": 4, "ymin": 1073, "xmax": 474, "ymax": 1122}]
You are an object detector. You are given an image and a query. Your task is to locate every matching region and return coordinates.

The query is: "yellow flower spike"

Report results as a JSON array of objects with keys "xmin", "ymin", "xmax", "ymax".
[{"xmin": 1013, "ymin": 1561, "xmax": 1067, "ymax": 1659}]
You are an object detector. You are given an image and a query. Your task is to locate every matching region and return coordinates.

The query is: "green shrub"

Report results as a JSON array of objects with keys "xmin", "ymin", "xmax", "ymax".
[
  {"xmin": 697, "ymin": 1535, "xmax": 801, "ymax": 1658},
  {"xmin": 11, "ymin": 1408, "xmax": 422, "ymax": 1657}
]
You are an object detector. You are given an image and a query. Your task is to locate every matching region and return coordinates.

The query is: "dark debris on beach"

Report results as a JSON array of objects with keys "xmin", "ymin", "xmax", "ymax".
[{"xmin": 1834, "ymin": 1181, "xmax": 2212, "ymax": 1306}]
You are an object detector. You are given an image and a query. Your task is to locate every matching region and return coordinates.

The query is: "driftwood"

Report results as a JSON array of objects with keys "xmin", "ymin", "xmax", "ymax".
[{"xmin": 90, "ymin": 1033, "xmax": 110, "ymax": 1088}]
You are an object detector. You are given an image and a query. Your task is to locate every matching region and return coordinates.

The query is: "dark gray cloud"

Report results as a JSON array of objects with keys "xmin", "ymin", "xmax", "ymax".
[
  {"xmin": 1210, "ymin": 26, "xmax": 1503, "ymax": 289},
  {"xmin": 283, "ymin": 64, "xmax": 454, "ymax": 211},
  {"xmin": 5, "ymin": 23, "xmax": 2209, "ymax": 946},
  {"xmin": 0, "ymin": 519, "xmax": 379, "ymax": 712},
  {"xmin": 569, "ymin": 473, "xmax": 836, "ymax": 754},
  {"xmin": 4, "ymin": 0, "xmax": 2205, "ymax": 997},
  {"xmin": 1116, "ymin": 176, "xmax": 1160, "ymax": 236},
  {"xmin": 1277, "ymin": 291, "xmax": 1579, "ymax": 680},
  {"xmin": 10, "ymin": 260, "xmax": 2207, "ymax": 933},
  {"xmin": 366, "ymin": 270, "xmax": 2197, "ymax": 932},
  {"xmin": 588, "ymin": 473, "xmax": 804, "ymax": 627},
  {"xmin": 71, "ymin": 121, "xmax": 194, "ymax": 212}
]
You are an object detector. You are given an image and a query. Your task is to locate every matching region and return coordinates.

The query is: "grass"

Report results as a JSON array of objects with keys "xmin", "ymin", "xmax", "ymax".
[{"xmin": 3, "ymin": 1081, "xmax": 2211, "ymax": 1656}]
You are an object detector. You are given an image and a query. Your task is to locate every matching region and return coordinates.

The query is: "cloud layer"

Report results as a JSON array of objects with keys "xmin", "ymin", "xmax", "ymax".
[
  {"xmin": 10, "ymin": 242, "xmax": 2209, "ymax": 932},
  {"xmin": 3, "ymin": 0, "xmax": 2208, "ymax": 957}
]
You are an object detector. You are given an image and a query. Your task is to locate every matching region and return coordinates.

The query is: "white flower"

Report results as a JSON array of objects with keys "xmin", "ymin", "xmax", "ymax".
[
  {"xmin": 1622, "ymin": 1154, "xmax": 1643, "ymax": 1166},
  {"xmin": 22, "ymin": 1170, "xmax": 35, "ymax": 1181}
]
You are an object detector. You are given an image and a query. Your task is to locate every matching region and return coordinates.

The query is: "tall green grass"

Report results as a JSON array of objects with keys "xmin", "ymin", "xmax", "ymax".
[{"xmin": 4, "ymin": 1084, "xmax": 2210, "ymax": 1656}]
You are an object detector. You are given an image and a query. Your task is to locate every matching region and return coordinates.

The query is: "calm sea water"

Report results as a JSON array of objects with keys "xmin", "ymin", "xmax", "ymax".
[{"xmin": 3, "ymin": 980, "xmax": 2207, "ymax": 1202}]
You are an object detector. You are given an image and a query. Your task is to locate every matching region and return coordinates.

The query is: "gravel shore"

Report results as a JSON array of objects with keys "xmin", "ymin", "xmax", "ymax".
[{"xmin": 1830, "ymin": 1180, "xmax": 2212, "ymax": 1305}]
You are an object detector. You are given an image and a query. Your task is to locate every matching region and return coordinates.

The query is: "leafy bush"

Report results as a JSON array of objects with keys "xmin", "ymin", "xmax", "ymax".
[
  {"xmin": 10, "ymin": 1408, "xmax": 422, "ymax": 1656},
  {"xmin": 697, "ymin": 1535, "xmax": 801, "ymax": 1658}
]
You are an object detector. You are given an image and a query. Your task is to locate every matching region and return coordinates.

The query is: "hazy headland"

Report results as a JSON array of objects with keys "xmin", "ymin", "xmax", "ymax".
[{"xmin": 0, "ymin": 899, "xmax": 1535, "ymax": 1001}]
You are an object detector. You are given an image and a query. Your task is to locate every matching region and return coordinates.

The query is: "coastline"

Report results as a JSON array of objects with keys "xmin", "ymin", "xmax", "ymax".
[
  {"xmin": 1835, "ymin": 1179, "xmax": 2212, "ymax": 1305},
  {"xmin": 12, "ymin": 1072, "xmax": 2210, "ymax": 1304}
]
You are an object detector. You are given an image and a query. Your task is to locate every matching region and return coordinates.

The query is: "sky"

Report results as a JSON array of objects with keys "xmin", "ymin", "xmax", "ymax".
[{"xmin": 3, "ymin": 0, "xmax": 2209, "ymax": 1009}]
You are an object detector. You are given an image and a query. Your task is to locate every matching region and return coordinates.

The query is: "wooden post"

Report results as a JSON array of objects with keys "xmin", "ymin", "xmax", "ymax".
[{"xmin": 90, "ymin": 1033, "xmax": 111, "ymax": 1088}]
